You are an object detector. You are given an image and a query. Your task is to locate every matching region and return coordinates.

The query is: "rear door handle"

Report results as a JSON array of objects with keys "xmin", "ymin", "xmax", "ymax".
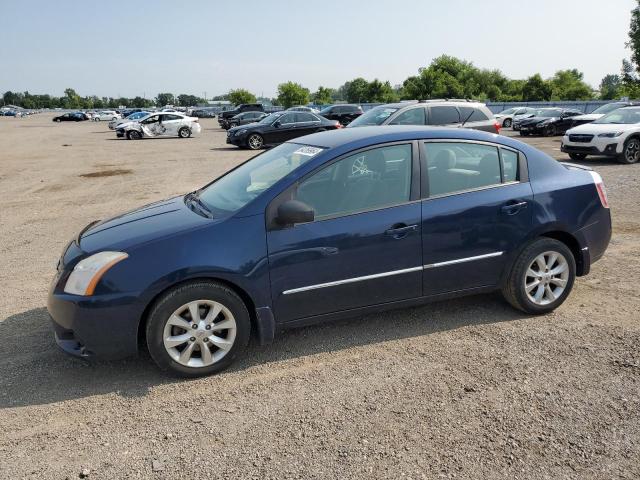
[
  {"xmin": 501, "ymin": 201, "xmax": 528, "ymax": 215},
  {"xmin": 385, "ymin": 224, "xmax": 418, "ymax": 238}
]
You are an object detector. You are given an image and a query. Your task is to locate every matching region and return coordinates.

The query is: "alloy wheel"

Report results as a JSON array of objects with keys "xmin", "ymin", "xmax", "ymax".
[
  {"xmin": 625, "ymin": 139, "xmax": 640, "ymax": 163},
  {"xmin": 162, "ymin": 300, "xmax": 237, "ymax": 368},
  {"xmin": 524, "ymin": 251, "xmax": 569, "ymax": 306},
  {"xmin": 248, "ymin": 134, "xmax": 263, "ymax": 149},
  {"xmin": 503, "ymin": 118, "xmax": 512, "ymax": 128}
]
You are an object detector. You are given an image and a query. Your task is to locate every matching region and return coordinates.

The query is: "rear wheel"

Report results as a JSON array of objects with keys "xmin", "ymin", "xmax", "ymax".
[
  {"xmin": 544, "ymin": 124, "xmax": 557, "ymax": 136},
  {"xmin": 247, "ymin": 133, "xmax": 264, "ymax": 150},
  {"xmin": 126, "ymin": 130, "xmax": 141, "ymax": 140},
  {"xmin": 178, "ymin": 126, "xmax": 191, "ymax": 138},
  {"xmin": 619, "ymin": 137, "xmax": 640, "ymax": 164},
  {"xmin": 145, "ymin": 281, "xmax": 251, "ymax": 377},
  {"xmin": 502, "ymin": 238, "xmax": 576, "ymax": 314},
  {"xmin": 569, "ymin": 153, "xmax": 587, "ymax": 161},
  {"xmin": 503, "ymin": 118, "xmax": 512, "ymax": 128}
]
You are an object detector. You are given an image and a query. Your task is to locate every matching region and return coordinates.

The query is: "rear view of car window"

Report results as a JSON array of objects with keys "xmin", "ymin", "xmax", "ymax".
[
  {"xmin": 389, "ymin": 107, "xmax": 426, "ymax": 125},
  {"xmin": 425, "ymin": 142, "xmax": 502, "ymax": 196},
  {"xmin": 429, "ymin": 106, "xmax": 460, "ymax": 125},
  {"xmin": 501, "ymin": 148, "xmax": 519, "ymax": 182},
  {"xmin": 459, "ymin": 106, "xmax": 489, "ymax": 122}
]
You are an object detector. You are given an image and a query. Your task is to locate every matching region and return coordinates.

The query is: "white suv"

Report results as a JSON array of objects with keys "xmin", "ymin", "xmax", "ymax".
[{"xmin": 561, "ymin": 106, "xmax": 640, "ymax": 164}]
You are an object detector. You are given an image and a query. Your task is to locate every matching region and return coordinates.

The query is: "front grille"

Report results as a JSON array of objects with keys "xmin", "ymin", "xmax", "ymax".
[{"xmin": 569, "ymin": 134, "xmax": 594, "ymax": 143}]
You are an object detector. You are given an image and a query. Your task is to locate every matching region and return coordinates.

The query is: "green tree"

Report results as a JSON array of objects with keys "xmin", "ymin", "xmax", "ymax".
[
  {"xmin": 228, "ymin": 89, "xmax": 256, "ymax": 105},
  {"xmin": 549, "ymin": 69, "xmax": 593, "ymax": 100},
  {"xmin": 522, "ymin": 74, "xmax": 552, "ymax": 101},
  {"xmin": 599, "ymin": 74, "xmax": 623, "ymax": 100},
  {"xmin": 155, "ymin": 93, "xmax": 175, "ymax": 107},
  {"xmin": 366, "ymin": 79, "xmax": 397, "ymax": 102},
  {"xmin": 344, "ymin": 78, "xmax": 369, "ymax": 103},
  {"xmin": 276, "ymin": 82, "xmax": 310, "ymax": 108},
  {"xmin": 312, "ymin": 86, "xmax": 333, "ymax": 105},
  {"xmin": 62, "ymin": 88, "xmax": 81, "ymax": 109}
]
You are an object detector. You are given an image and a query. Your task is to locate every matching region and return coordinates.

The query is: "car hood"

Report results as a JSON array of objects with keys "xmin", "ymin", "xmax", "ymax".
[
  {"xmin": 78, "ymin": 196, "xmax": 211, "ymax": 253},
  {"xmin": 566, "ymin": 122, "xmax": 638, "ymax": 135},
  {"xmin": 520, "ymin": 116, "xmax": 558, "ymax": 126},
  {"xmin": 570, "ymin": 113, "xmax": 603, "ymax": 122}
]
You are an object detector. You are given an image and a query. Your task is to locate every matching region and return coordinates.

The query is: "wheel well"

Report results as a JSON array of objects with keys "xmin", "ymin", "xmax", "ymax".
[
  {"xmin": 136, "ymin": 277, "xmax": 258, "ymax": 351},
  {"xmin": 540, "ymin": 231, "xmax": 585, "ymax": 276}
]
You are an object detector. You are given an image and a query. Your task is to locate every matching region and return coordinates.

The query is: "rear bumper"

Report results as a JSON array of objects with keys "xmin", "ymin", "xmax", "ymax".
[{"xmin": 574, "ymin": 210, "xmax": 612, "ymax": 274}]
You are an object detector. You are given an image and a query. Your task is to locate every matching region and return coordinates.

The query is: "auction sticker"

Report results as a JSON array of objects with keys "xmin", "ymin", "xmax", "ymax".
[{"xmin": 294, "ymin": 146, "xmax": 323, "ymax": 157}]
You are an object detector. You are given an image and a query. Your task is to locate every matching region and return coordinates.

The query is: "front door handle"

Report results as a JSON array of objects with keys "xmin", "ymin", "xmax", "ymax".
[
  {"xmin": 385, "ymin": 224, "xmax": 418, "ymax": 238},
  {"xmin": 501, "ymin": 201, "xmax": 528, "ymax": 215}
]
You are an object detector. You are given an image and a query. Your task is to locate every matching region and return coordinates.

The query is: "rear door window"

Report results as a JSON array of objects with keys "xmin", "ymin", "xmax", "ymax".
[
  {"xmin": 428, "ymin": 106, "xmax": 460, "ymax": 125},
  {"xmin": 389, "ymin": 107, "xmax": 426, "ymax": 125}
]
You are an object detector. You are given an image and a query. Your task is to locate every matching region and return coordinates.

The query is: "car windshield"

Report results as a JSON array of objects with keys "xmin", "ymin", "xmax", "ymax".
[
  {"xmin": 258, "ymin": 112, "xmax": 283, "ymax": 124},
  {"xmin": 500, "ymin": 108, "xmax": 516, "ymax": 115},
  {"xmin": 197, "ymin": 143, "xmax": 325, "ymax": 215},
  {"xmin": 347, "ymin": 106, "xmax": 399, "ymax": 127},
  {"xmin": 533, "ymin": 109, "xmax": 563, "ymax": 118},
  {"xmin": 591, "ymin": 103, "xmax": 625, "ymax": 115},
  {"xmin": 594, "ymin": 108, "xmax": 640, "ymax": 124}
]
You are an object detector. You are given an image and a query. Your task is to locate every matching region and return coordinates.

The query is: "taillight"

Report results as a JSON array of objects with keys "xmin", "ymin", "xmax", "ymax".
[
  {"xmin": 589, "ymin": 171, "xmax": 609, "ymax": 208},
  {"xmin": 494, "ymin": 122, "xmax": 501, "ymax": 134},
  {"xmin": 335, "ymin": 122, "xmax": 343, "ymax": 129}
]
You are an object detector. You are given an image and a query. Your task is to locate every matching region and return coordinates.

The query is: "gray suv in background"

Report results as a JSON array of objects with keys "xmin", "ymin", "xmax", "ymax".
[{"xmin": 347, "ymin": 100, "xmax": 499, "ymax": 133}]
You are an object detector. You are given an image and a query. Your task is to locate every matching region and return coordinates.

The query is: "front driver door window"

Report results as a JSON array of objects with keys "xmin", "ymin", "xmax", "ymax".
[{"xmin": 266, "ymin": 143, "xmax": 422, "ymax": 322}]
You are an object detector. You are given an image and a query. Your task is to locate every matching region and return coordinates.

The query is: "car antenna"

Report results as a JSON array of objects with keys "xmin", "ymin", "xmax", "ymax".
[{"xmin": 460, "ymin": 109, "xmax": 474, "ymax": 128}]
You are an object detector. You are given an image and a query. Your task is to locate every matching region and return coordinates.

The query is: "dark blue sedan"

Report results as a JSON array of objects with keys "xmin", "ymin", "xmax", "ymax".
[{"xmin": 48, "ymin": 126, "xmax": 611, "ymax": 376}]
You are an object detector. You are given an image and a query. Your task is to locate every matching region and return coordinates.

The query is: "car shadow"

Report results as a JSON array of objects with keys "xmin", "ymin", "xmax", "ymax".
[{"xmin": 0, "ymin": 294, "xmax": 530, "ymax": 409}]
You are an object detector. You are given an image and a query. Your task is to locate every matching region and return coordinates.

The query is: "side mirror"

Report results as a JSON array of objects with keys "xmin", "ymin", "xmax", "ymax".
[{"xmin": 277, "ymin": 200, "xmax": 314, "ymax": 225}]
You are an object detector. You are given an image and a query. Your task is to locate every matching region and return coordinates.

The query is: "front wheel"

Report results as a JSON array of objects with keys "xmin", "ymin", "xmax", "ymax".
[
  {"xmin": 247, "ymin": 133, "xmax": 264, "ymax": 150},
  {"xmin": 126, "ymin": 130, "xmax": 142, "ymax": 140},
  {"xmin": 502, "ymin": 238, "xmax": 576, "ymax": 314},
  {"xmin": 569, "ymin": 153, "xmax": 587, "ymax": 161},
  {"xmin": 619, "ymin": 137, "xmax": 640, "ymax": 164},
  {"xmin": 178, "ymin": 126, "xmax": 191, "ymax": 138},
  {"xmin": 544, "ymin": 125, "xmax": 557, "ymax": 137},
  {"xmin": 503, "ymin": 118, "xmax": 512, "ymax": 128},
  {"xmin": 145, "ymin": 281, "xmax": 251, "ymax": 377}
]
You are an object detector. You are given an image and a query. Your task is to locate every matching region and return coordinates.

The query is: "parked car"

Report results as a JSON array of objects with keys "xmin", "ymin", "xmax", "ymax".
[
  {"xmin": 47, "ymin": 126, "xmax": 611, "ymax": 377},
  {"xmin": 109, "ymin": 111, "xmax": 151, "ymax": 130},
  {"xmin": 518, "ymin": 108, "xmax": 583, "ymax": 136},
  {"xmin": 226, "ymin": 111, "xmax": 341, "ymax": 149},
  {"xmin": 318, "ymin": 104, "xmax": 363, "ymax": 125},
  {"xmin": 226, "ymin": 111, "xmax": 268, "ymax": 129},
  {"xmin": 2, "ymin": 110, "xmax": 18, "ymax": 117},
  {"xmin": 569, "ymin": 101, "xmax": 640, "ymax": 127},
  {"xmin": 561, "ymin": 106, "xmax": 640, "ymax": 164},
  {"xmin": 190, "ymin": 109, "xmax": 217, "ymax": 118},
  {"xmin": 218, "ymin": 104, "xmax": 264, "ymax": 129},
  {"xmin": 52, "ymin": 112, "xmax": 88, "ymax": 122},
  {"xmin": 347, "ymin": 100, "xmax": 499, "ymax": 133},
  {"xmin": 287, "ymin": 106, "xmax": 320, "ymax": 113},
  {"xmin": 494, "ymin": 107, "xmax": 537, "ymax": 128},
  {"xmin": 93, "ymin": 111, "xmax": 121, "ymax": 122},
  {"xmin": 115, "ymin": 112, "xmax": 201, "ymax": 140}
]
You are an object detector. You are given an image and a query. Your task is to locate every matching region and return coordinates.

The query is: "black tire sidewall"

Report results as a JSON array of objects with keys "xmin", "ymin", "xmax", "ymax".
[
  {"xmin": 146, "ymin": 282, "xmax": 251, "ymax": 377},
  {"xmin": 127, "ymin": 130, "xmax": 140, "ymax": 140},
  {"xmin": 179, "ymin": 127, "xmax": 191, "ymax": 138},
  {"xmin": 248, "ymin": 134, "xmax": 263, "ymax": 150},
  {"xmin": 503, "ymin": 118, "xmax": 512, "ymax": 128},
  {"xmin": 504, "ymin": 238, "xmax": 576, "ymax": 314},
  {"xmin": 620, "ymin": 137, "xmax": 640, "ymax": 164}
]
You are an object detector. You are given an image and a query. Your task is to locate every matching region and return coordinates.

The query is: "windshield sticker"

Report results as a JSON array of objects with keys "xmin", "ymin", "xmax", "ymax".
[{"xmin": 293, "ymin": 146, "xmax": 323, "ymax": 157}]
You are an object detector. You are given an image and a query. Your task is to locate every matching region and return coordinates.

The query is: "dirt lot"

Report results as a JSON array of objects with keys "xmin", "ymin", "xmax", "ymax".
[{"xmin": 0, "ymin": 114, "xmax": 638, "ymax": 479}]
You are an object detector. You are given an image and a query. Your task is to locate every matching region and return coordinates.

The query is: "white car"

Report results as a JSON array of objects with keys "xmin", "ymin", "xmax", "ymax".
[
  {"xmin": 115, "ymin": 112, "xmax": 201, "ymax": 140},
  {"xmin": 494, "ymin": 107, "xmax": 536, "ymax": 128},
  {"xmin": 561, "ymin": 106, "xmax": 640, "ymax": 164},
  {"xmin": 108, "ymin": 111, "xmax": 151, "ymax": 130},
  {"xmin": 568, "ymin": 101, "xmax": 639, "ymax": 127},
  {"xmin": 93, "ymin": 110, "xmax": 121, "ymax": 121}
]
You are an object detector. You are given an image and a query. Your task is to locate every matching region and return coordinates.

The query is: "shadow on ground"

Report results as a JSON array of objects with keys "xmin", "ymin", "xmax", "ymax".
[{"xmin": 0, "ymin": 294, "xmax": 528, "ymax": 409}]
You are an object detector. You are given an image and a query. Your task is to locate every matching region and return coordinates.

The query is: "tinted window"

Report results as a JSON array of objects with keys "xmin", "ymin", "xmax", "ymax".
[
  {"xmin": 425, "ymin": 142, "xmax": 502, "ymax": 196},
  {"xmin": 389, "ymin": 107, "xmax": 426, "ymax": 125},
  {"xmin": 348, "ymin": 106, "xmax": 399, "ymax": 126},
  {"xmin": 501, "ymin": 148, "xmax": 519, "ymax": 182},
  {"xmin": 295, "ymin": 112, "xmax": 317, "ymax": 122},
  {"xmin": 279, "ymin": 113, "xmax": 296, "ymax": 124},
  {"xmin": 296, "ymin": 144, "xmax": 412, "ymax": 219},
  {"xmin": 459, "ymin": 106, "xmax": 489, "ymax": 122},
  {"xmin": 429, "ymin": 106, "xmax": 460, "ymax": 125},
  {"xmin": 163, "ymin": 114, "xmax": 182, "ymax": 121}
]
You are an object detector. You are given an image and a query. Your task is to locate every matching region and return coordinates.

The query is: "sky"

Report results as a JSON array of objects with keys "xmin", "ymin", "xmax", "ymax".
[{"xmin": 0, "ymin": 0, "xmax": 636, "ymax": 99}]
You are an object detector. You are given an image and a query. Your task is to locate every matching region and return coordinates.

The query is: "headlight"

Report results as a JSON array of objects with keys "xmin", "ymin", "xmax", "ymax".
[
  {"xmin": 235, "ymin": 129, "xmax": 247, "ymax": 136},
  {"xmin": 64, "ymin": 251, "xmax": 128, "ymax": 295},
  {"xmin": 597, "ymin": 132, "xmax": 624, "ymax": 138}
]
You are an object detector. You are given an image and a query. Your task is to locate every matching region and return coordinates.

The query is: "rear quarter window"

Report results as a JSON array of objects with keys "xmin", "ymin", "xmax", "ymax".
[
  {"xmin": 459, "ymin": 106, "xmax": 490, "ymax": 122},
  {"xmin": 429, "ymin": 106, "xmax": 460, "ymax": 125}
]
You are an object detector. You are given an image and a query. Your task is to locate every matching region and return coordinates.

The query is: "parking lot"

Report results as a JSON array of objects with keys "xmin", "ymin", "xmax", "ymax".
[{"xmin": 0, "ymin": 114, "xmax": 639, "ymax": 479}]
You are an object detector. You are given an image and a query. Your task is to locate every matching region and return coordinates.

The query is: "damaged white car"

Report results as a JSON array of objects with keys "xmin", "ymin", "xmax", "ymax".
[{"xmin": 115, "ymin": 113, "xmax": 201, "ymax": 140}]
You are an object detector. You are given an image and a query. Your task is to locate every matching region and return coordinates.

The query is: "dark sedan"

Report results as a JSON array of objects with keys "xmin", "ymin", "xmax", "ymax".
[
  {"xmin": 52, "ymin": 112, "xmax": 89, "ymax": 122},
  {"xmin": 518, "ymin": 108, "xmax": 582, "ymax": 136},
  {"xmin": 318, "ymin": 104, "xmax": 363, "ymax": 125},
  {"xmin": 226, "ymin": 111, "xmax": 341, "ymax": 149},
  {"xmin": 226, "ymin": 111, "xmax": 268, "ymax": 129},
  {"xmin": 48, "ymin": 126, "xmax": 611, "ymax": 377}
]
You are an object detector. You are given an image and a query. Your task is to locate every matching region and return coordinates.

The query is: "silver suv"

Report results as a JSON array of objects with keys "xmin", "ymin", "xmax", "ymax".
[{"xmin": 347, "ymin": 100, "xmax": 499, "ymax": 133}]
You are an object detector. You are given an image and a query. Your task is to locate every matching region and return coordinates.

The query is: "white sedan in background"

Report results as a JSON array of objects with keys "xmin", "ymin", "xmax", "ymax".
[
  {"xmin": 494, "ymin": 107, "xmax": 536, "ymax": 128},
  {"xmin": 115, "ymin": 112, "xmax": 201, "ymax": 140},
  {"xmin": 93, "ymin": 110, "xmax": 121, "ymax": 121}
]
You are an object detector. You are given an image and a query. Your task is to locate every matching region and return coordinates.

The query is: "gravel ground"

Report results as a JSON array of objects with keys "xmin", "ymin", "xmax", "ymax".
[{"xmin": 0, "ymin": 114, "xmax": 638, "ymax": 479}]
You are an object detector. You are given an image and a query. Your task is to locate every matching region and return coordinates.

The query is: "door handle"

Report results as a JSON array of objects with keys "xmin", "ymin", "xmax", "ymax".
[
  {"xmin": 385, "ymin": 224, "xmax": 418, "ymax": 238},
  {"xmin": 501, "ymin": 201, "xmax": 528, "ymax": 215}
]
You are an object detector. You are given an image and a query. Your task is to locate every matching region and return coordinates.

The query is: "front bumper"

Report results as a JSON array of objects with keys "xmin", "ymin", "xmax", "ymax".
[
  {"xmin": 116, "ymin": 130, "xmax": 125, "ymax": 138},
  {"xmin": 226, "ymin": 131, "xmax": 246, "ymax": 147},
  {"xmin": 561, "ymin": 136, "xmax": 621, "ymax": 157}
]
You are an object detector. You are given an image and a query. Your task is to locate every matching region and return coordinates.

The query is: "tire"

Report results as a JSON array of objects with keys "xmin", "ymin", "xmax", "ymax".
[
  {"xmin": 126, "ymin": 130, "xmax": 141, "ymax": 140},
  {"xmin": 178, "ymin": 126, "xmax": 191, "ymax": 138},
  {"xmin": 520, "ymin": 131, "xmax": 529, "ymax": 137},
  {"xmin": 112, "ymin": 117, "xmax": 117, "ymax": 121},
  {"xmin": 503, "ymin": 118, "xmax": 512, "ymax": 128},
  {"xmin": 618, "ymin": 137, "xmax": 640, "ymax": 164},
  {"xmin": 229, "ymin": 123, "xmax": 237, "ymax": 128},
  {"xmin": 55, "ymin": 119, "xmax": 61, "ymax": 123},
  {"xmin": 569, "ymin": 153, "xmax": 587, "ymax": 161},
  {"xmin": 247, "ymin": 133, "xmax": 264, "ymax": 150},
  {"xmin": 502, "ymin": 237, "xmax": 576, "ymax": 315},
  {"xmin": 544, "ymin": 125, "xmax": 556, "ymax": 137},
  {"xmin": 145, "ymin": 281, "xmax": 251, "ymax": 377}
]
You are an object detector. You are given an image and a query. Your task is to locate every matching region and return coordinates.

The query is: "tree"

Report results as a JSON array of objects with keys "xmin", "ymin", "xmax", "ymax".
[
  {"xmin": 366, "ymin": 79, "xmax": 397, "ymax": 103},
  {"xmin": 344, "ymin": 78, "xmax": 369, "ymax": 103},
  {"xmin": 522, "ymin": 74, "xmax": 552, "ymax": 101},
  {"xmin": 228, "ymin": 89, "xmax": 256, "ymax": 105},
  {"xmin": 599, "ymin": 74, "xmax": 623, "ymax": 100},
  {"xmin": 62, "ymin": 88, "xmax": 81, "ymax": 109},
  {"xmin": 177, "ymin": 94, "xmax": 201, "ymax": 107},
  {"xmin": 155, "ymin": 93, "xmax": 175, "ymax": 107},
  {"xmin": 311, "ymin": 86, "xmax": 333, "ymax": 105},
  {"xmin": 628, "ymin": 2, "xmax": 640, "ymax": 73},
  {"xmin": 276, "ymin": 82, "xmax": 309, "ymax": 108}
]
